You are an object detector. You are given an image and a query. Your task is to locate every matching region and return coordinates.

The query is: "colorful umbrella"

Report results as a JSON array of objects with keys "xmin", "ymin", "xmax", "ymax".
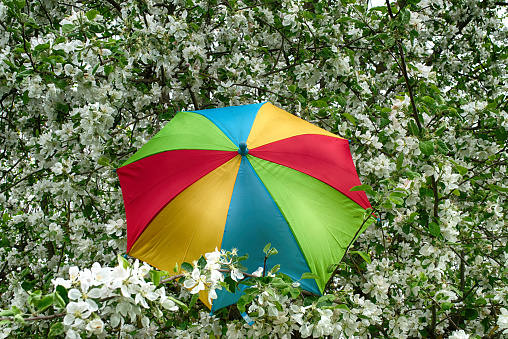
[{"xmin": 117, "ymin": 102, "xmax": 372, "ymax": 311}]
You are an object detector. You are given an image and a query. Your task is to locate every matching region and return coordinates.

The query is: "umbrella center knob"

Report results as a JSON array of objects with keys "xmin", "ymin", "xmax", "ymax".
[{"xmin": 238, "ymin": 142, "xmax": 249, "ymax": 156}]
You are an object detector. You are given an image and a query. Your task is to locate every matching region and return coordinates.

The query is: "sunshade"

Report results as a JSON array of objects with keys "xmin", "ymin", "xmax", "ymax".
[{"xmin": 116, "ymin": 102, "xmax": 372, "ymax": 311}]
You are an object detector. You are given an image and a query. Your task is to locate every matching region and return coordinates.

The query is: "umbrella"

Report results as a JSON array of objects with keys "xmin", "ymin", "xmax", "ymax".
[{"xmin": 116, "ymin": 102, "xmax": 372, "ymax": 311}]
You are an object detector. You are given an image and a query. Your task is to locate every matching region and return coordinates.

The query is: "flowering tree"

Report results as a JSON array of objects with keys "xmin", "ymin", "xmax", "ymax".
[{"xmin": 0, "ymin": 0, "xmax": 507, "ymax": 337}]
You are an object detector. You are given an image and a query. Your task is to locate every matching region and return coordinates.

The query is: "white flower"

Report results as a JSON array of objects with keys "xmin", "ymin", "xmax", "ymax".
[
  {"xmin": 68, "ymin": 267, "xmax": 79, "ymax": 283},
  {"xmin": 498, "ymin": 308, "xmax": 508, "ymax": 330},
  {"xmin": 85, "ymin": 318, "xmax": 104, "ymax": 334},
  {"xmin": 420, "ymin": 243, "xmax": 435, "ymax": 256},
  {"xmin": 230, "ymin": 267, "xmax": 244, "ymax": 281},
  {"xmin": 65, "ymin": 328, "xmax": 79, "ymax": 339},
  {"xmin": 448, "ymin": 329, "xmax": 470, "ymax": 339},
  {"xmin": 251, "ymin": 267, "xmax": 263, "ymax": 277},
  {"xmin": 52, "ymin": 277, "xmax": 72, "ymax": 289},
  {"xmin": 68, "ymin": 287, "xmax": 101, "ymax": 311},
  {"xmin": 64, "ymin": 301, "xmax": 92, "ymax": 326},
  {"xmin": 110, "ymin": 313, "xmax": 123, "ymax": 327},
  {"xmin": 208, "ymin": 288, "xmax": 218, "ymax": 304},
  {"xmin": 183, "ymin": 268, "xmax": 206, "ymax": 294},
  {"xmin": 105, "ymin": 219, "xmax": 125, "ymax": 237},
  {"xmin": 51, "ymin": 162, "xmax": 64, "ymax": 175},
  {"xmin": 134, "ymin": 282, "xmax": 158, "ymax": 308},
  {"xmin": 161, "ymin": 297, "xmax": 179, "ymax": 311}
]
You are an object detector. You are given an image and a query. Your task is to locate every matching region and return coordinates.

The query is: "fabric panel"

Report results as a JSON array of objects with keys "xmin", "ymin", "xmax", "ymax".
[
  {"xmin": 247, "ymin": 102, "xmax": 343, "ymax": 149},
  {"xmin": 121, "ymin": 112, "xmax": 236, "ymax": 166},
  {"xmin": 249, "ymin": 134, "xmax": 371, "ymax": 210},
  {"xmin": 117, "ymin": 150, "xmax": 237, "ymax": 251},
  {"xmin": 190, "ymin": 102, "xmax": 264, "ymax": 146},
  {"xmin": 249, "ymin": 157, "xmax": 367, "ymax": 292},
  {"xmin": 128, "ymin": 156, "xmax": 241, "ymax": 273},
  {"xmin": 213, "ymin": 157, "xmax": 320, "ymax": 311}
]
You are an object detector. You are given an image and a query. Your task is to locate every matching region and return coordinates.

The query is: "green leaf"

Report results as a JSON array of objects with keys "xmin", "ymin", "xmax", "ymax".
[
  {"xmin": 52, "ymin": 291, "xmax": 66, "ymax": 309},
  {"xmin": 342, "ymin": 112, "xmax": 356, "ymax": 125},
  {"xmin": 62, "ymin": 24, "xmax": 76, "ymax": 33},
  {"xmin": 401, "ymin": 9, "xmax": 411, "ymax": 25},
  {"xmin": 349, "ymin": 250, "xmax": 372, "ymax": 264},
  {"xmin": 419, "ymin": 140, "xmax": 434, "ymax": 156},
  {"xmin": 402, "ymin": 223, "xmax": 411, "ymax": 235},
  {"xmin": 86, "ymin": 9, "xmax": 99, "ymax": 21},
  {"xmin": 189, "ymin": 293, "xmax": 200, "ymax": 308},
  {"xmin": 104, "ymin": 64, "xmax": 114, "ymax": 76},
  {"xmin": 11, "ymin": 306, "xmax": 21, "ymax": 316},
  {"xmin": 267, "ymin": 247, "xmax": 278, "ymax": 256},
  {"xmin": 223, "ymin": 276, "xmax": 237, "ymax": 293},
  {"xmin": 350, "ymin": 184, "xmax": 377, "ymax": 198},
  {"xmin": 54, "ymin": 37, "xmax": 66, "ymax": 44},
  {"xmin": 455, "ymin": 165, "xmax": 468, "ymax": 176},
  {"xmin": 428, "ymin": 222, "xmax": 441, "ymax": 237},
  {"xmin": 36, "ymin": 295, "xmax": 54, "ymax": 312},
  {"xmin": 15, "ymin": 0, "xmax": 25, "ymax": 9},
  {"xmin": 313, "ymin": 100, "xmax": 327, "ymax": 108},
  {"xmin": 301, "ymin": 272, "xmax": 320, "ymax": 280},
  {"xmin": 436, "ymin": 141, "xmax": 449, "ymax": 154},
  {"xmin": 117, "ymin": 254, "xmax": 130, "ymax": 269},
  {"xmin": 290, "ymin": 288, "xmax": 300, "ymax": 299},
  {"xmin": 13, "ymin": 314, "xmax": 25, "ymax": 325},
  {"xmin": 263, "ymin": 243, "xmax": 271, "ymax": 254},
  {"xmin": 489, "ymin": 184, "xmax": 508, "ymax": 193},
  {"xmin": 435, "ymin": 124, "xmax": 447, "ymax": 136},
  {"xmin": 98, "ymin": 156, "xmax": 110, "ymax": 167},
  {"xmin": 34, "ymin": 43, "xmax": 50, "ymax": 51},
  {"xmin": 0, "ymin": 310, "xmax": 13, "ymax": 317},
  {"xmin": 335, "ymin": 304, "xmax": 350, "ymax": 311},
  {"xmin": 441, "ymin": 302, "xmax": 454, "ymax": 310},
  {"xmin": 327, "ymin": 263, "xmax": 338, "ymax": 273},
  {"xmin": 465, "ymin": 308, "xmax": 478, "ymax": 320},
  {"xmin": 422, "ymin": 96, "xmax": 435, "ymax": 105},
  {"xmin": 386, "ymin": 37, "xmax": 396, "ymax": 48},
  {"xmin": 168, "ymin": 297, "xmax": 188, "ymax": 312},
  {"xmin": 270, "ymin": 264, "xmax": 280, "ymax": 274},
  {"xmin": 53, "ymin": 78, "xmax": 68, "ymax": 90},
  {"xmin": 56, "ymin": 285, "xmax": 69, "ymax": 305},
  {"xmin": 181, "ymin": 262, "xmax": 194, "ymax": 272},
  {"xmin": 237, "ymin": 294, "xmax": 254, "ymax": 313},
  {"xmin": 48, "ymin": 322, "xmax": 65, "ymax": 338},
  {"xmin": 350, "ymin": 184, "xmax": 371, "ymax": 192},
  {"xmin": 28, "ymin": 290, "xmax": 42, "ymax": 303},
  {"xmin": 150, "ymin": 270, "xmax": 167, "ymax": 286},
  {"xmin": 495, "ymin": 127, "xmax": 507, "ymax": 141},
  {"xmin": 288, "ymin": 85, "xmax": 297, "ymax": 93},
  {"xmin": 337, "ymin": 95, "xmax": 347, "ymax": 106},
  {"xmin": 389, "ymin": 194, "xmax": 404, "ymax": 206},
  {"xmin": 396, "ymin": 152, "xmax": 404, "ymax": 170},
  {"xmin": 3, "ymin": 59, "xmax": 16, "ymax": 70},
  {"xmin": 408, "ymin": 119, "xmax": 419, "ymax": 136},
  {"xmin": 475, "ymin": 298, "xmax": 487, "ymax": 306},
  {"xmin": 197, "ymin": 256, "xmax": 206, "ymax": 269}
]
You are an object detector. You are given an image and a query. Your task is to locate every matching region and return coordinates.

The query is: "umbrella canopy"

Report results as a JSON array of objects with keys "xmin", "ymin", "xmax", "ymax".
[{"xmin": 117, "ymin": 102, "xmax": 372, "ymax": 311}]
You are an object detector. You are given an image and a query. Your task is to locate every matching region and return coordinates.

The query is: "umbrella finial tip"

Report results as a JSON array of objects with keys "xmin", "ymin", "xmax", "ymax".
[
  {"xmin": 238, "ymin": 142, "xmax": 249, "ymax": 156},
  {"xmin": 348, "ymin": 139, "xmax": 352, "ymax": 143}
]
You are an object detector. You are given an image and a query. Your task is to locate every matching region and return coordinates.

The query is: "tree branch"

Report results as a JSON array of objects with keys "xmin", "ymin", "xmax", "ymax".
[{"xmin": 104, "ymin": 0, "xmax": 122, "ymax": 12}]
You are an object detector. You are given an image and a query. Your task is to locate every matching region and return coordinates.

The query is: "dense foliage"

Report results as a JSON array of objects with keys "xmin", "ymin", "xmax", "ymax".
[{"xmin": 0, "ymin": 0, "xmax": 507, "ymax": 337}]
